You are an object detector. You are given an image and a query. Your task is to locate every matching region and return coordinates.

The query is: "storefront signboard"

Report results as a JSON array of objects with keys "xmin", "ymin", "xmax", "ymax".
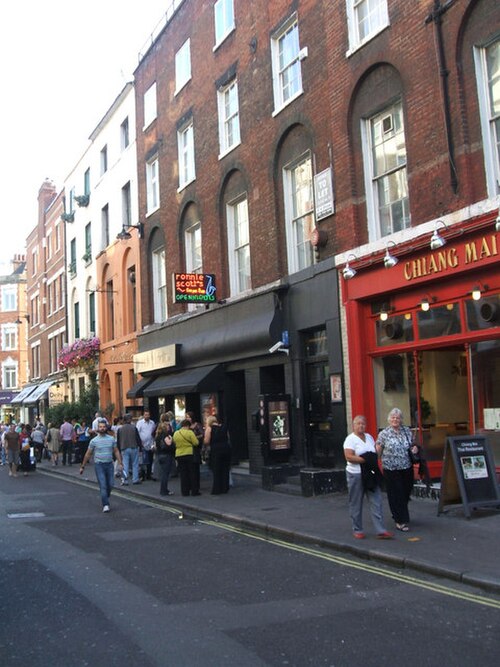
[
  {"xmin": 438, "ymin": 435, "xmax": 500, "ymax": 518},
  {"xmin": 174, "ymin": 273, "xmax": 217, "ymax": 303},
  {"xmin": 133, "ymin": 344, "xmax": 178, "ymax": 375}
]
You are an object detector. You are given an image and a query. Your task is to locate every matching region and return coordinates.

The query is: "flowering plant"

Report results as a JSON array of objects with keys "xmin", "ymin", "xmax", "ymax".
[{"xmin": 58, "ymin": 337, "xmax": 100, "ymax": 371}]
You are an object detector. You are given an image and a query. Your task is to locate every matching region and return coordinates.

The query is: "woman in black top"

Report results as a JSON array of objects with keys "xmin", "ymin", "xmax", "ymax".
[{"xmin": 204, "ymin": 415, "xmax": 231, "ymax": 494}]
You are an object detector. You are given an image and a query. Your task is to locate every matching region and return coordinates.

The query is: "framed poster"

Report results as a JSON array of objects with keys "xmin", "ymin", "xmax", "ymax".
[{"xmin": 330, "ymin": 374, "xmax": 342, "ymax": 403}]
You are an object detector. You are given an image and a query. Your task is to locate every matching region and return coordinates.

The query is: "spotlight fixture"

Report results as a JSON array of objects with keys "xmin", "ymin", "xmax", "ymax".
[
  {"xmin": 495, "ymin": 212, "xmax": 500, "ymax": 233},
  {"xmin": 430, "ymin": 220, "xmax": 447, "ymax": 250},
  {"xmin": 471, "ymin": 283, "xmax": 489, "ymax": 301},
  {"xmin": 379, "ymin": 305, "xmax": 390, "ymax": 321},
  {"xmin": 116, "ymin": 222, "xmax": 144, "ymax": 241},
  {"xmin": 342, "ymin": 254, "xmax": 358, "ymax": 280},
  {"xmin": 383, "ymin": 241, "xmax": 398, "ymax": 269},
  {"xmin": 420, "ymin": 295, "xmax": 437, "ymax": 311}
]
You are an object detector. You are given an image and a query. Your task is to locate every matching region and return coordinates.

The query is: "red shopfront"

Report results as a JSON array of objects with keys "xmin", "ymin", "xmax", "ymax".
[{"xmin": 342, "ymin": 211, "xmax": 500, "ymax": 479}]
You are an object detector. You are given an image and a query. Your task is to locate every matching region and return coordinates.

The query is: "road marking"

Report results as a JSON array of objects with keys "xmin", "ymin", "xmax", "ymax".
[
  {"xmin": 7, "ymin": 512, "xmax": 46, "ymax": 519},
  {"xmin": 201, "ymin": 520, "xmax": 500, "ymax": 610}
]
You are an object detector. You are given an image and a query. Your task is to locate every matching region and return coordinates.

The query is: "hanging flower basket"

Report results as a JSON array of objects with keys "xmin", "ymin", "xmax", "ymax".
[{"xmin": 58, "ymin": 337, "xmax": 100, "ymax": 371}]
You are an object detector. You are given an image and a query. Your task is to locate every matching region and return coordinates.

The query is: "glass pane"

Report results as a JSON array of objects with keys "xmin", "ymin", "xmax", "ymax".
[
  {"xmin": 471, "ymin": 340, "xmax": 500, "ymax": 466},
  {"xmin": 417, "ymin": 303, "xmax": 461, "ymax": 339},
  {"xmin": 486, "ymin": 41, "xmax": 500, "ymax": 117},
  {"xmin": 375, "ymin": 314, "xmax": 414, "ymax": 347},
  {"xmin": 305, "ymin": 329, "xmax": 327, "ymax": 357},
  {"xmin": 465, "ymin": 294, "xmax": 500, "ymax": 331}
]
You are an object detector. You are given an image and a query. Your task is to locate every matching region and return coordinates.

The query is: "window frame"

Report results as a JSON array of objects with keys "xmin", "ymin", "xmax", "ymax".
[
  {"xmin": 143, "ymin": 82, "xmax": 157, "ymax": 130},
  {"xmin": 227, "ymin": 195, "xmax": 251, "ymax": 295},
  {"xmin": 361, "ymin": 99, "xmax": 410, "ymax": 241},
  {"xmin": 474, "ymin": 39, "xmax": 500, "ymax": 198},
  {"xmin": 271, "ymin": 15, "xmax": 303, "ymax": 116},
  {"xmin": 2, "ymin": 324, "xmax": 17, "ymax": 351},
  {"xmin": 177, "ymin": 122, "xmax": 196, "ymax": 191},
  {"xmin": 152, "ymin": 247, "xmax": 167, "ymax": 324},
  {"xmin": 283, "ymin": 152, "xmax": 316, "ymax": 275},
  {"xmin": 1, "ymin": 286, "xmax": 17, "ymax": 312},
  {"xmin": 346, "ymin": 0, "xmax": 389, "ymax": 55},
  {"xmin": 146, "ymin": 157, "xmax": 160, "ymax": 215},
  {"xmin": 214, "ymin": 0, "xmax": 235, "ymax": 50},
  {"xmin": 217, "ymin": 78, "xmax": 241, "ymax": 157},
  {"xmin": 175, "ymin": 39, "xmax": 192, "ymax": 94}
]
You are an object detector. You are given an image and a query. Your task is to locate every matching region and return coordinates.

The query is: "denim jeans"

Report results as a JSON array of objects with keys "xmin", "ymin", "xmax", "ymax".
[
  {"xmin": 346, "ymin": 471, "xmax": 386, "ymax": 534},
  {"xmin": 94, "ymin": 461, "xmax": 114, "ymax": 507},
  {"xmin": 122, "ymin": 447, "xmax": 140, "ymax": 483},
  {"xmin": 158, "ymin": 453, "xmax": 175, "ymax": 494}
]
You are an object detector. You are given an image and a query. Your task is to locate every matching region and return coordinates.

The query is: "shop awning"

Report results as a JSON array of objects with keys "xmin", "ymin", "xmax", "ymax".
[
  {"xmin": 144, "ymin": 364, "xmax": 223, "ymax": 397},
  {"xmin": 11, "ymin": 385, "xmax": 38, "ymax": 405},
  {"xmin": 24, "ymin": 381, "xmax": 54, "ymax": 404},
  {"xmin": 0, "ymin": 391, "xmax": 16, "ymax": 405},
  {"xmin": 126, "ymin": 376, "xmax": 155, "ymax": 399}
]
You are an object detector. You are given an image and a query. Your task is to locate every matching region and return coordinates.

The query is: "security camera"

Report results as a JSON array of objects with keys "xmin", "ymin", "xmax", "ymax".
[{"xmin": 269, "ymin": 341, "xmax": 285, "ymax": 354}]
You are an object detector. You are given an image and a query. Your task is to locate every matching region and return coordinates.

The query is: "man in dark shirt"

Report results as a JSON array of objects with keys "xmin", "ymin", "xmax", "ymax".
[
  {"xmin": 4, "ymin": 424, "xmax": 20, "ymax": 478},
  {"xmin": 117, "ymin": 414, "xmax": 142, "ymax": 485}
]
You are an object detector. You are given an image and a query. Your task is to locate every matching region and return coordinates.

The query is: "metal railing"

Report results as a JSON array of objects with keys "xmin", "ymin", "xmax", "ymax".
[{"xmin": 138, "ymin": 0, "xmax": 186, "ymax": 63}]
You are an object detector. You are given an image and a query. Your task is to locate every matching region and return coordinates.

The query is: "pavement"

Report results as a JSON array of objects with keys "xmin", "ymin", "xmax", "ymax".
[{"xmin": 29, "ymin": 458, "xmax": 500, "ymax": 595}]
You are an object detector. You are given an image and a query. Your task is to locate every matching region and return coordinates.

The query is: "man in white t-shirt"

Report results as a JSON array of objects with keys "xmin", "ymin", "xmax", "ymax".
[{"xmin": 343, "ymin": 415, "xmax": 392, "ymax": 540}]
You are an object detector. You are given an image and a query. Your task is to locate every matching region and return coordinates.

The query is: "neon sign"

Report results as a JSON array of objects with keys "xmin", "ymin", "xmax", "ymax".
[{"xmin": 174, "ymin": 273, "xmax": 217, "ymax": 303}]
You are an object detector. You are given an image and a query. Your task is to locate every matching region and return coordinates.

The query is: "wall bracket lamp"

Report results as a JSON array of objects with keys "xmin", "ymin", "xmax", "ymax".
[
  {"xmin": 495, "ymin": 212, "xmax": 500, "ymax": 233},
  {"xmin": 471, "ymin": 283, "xmax": 489, "ymax": 301},
  {"xmin": 116, "ymin": 222, "xmax": 144, "ymax": 241},
  {"xmin": 383, "ymin": 240, "xmax": 399, "ymax": 269},
  {"xmin": 430, "ymin": 220, "xmax": 447, "ymax": 250},
  {"xmin": 379, "ymin": 304, "xmax": 393, "ymax": 321},
  {"xmin": 342, "ymin": 254, "xmax": 358, "ymax": 280},
  {"xmin": 420, "ymin": 295, "xmax": 437, "ymax": 311}
]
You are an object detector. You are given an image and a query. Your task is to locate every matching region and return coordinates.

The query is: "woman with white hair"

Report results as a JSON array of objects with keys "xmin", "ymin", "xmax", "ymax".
[{"xmin": 376, "ymin": 408, "xmax": 418, "ymax": 532}]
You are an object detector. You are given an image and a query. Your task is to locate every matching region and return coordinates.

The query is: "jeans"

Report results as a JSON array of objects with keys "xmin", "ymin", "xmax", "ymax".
[
  {"xmin": 158, "ymin": 453, "xmax": 175, "ymax": 494},
  {"xmin": 122, "ymin": 447, "xmax": 140, "ymax": 483},
  {"xmin": 346, "ymin": 471, "xmax": 386, "ymax": 534},
  {"xmin": 94, "ymin": 461, "xmax": 114, "ymax": 507}
]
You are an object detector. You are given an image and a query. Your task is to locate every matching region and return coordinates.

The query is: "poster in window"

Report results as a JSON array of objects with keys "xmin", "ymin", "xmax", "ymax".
[
  {"xmin": 268, "ymin": 400, "xmax": 291, "ymax": 451},
  {"xmin": 330, "ymin": 374, "xmax": 342, "ymax": 403}
]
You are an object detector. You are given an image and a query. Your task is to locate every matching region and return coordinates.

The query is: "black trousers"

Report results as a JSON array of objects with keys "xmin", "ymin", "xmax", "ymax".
[
  {"xmin": 384, "ymin": 466, "xmax": 414, "ymax": 524},
  {"xmin": 176, "ymin": 455, "xmax": 200, "ymax": 496},
  {"xmin": 61, "ymin": 440, "xmax": 73, "ymax": 465},
  {"xmin": 210, "ymin": 446, "xmax": 231, "ymax": 494}
]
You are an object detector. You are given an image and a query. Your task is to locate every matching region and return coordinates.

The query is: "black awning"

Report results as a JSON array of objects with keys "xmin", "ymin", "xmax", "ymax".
[
  {"xmin": 144, "ymin": 364, "xmax": 223, "ymax": 397},
  {"xmin": 126, "ymin": 376, "xmax": 155, "ymax": 399}
]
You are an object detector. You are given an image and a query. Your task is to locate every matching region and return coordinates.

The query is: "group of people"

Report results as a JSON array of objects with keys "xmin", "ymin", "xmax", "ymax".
[
  {"xmin": 343, "ymin": 407, "xmax": 420, "ymax": 539},
  {"xmin": 80, "ymin": 410, "xmax": 232, "ymax": 512}
]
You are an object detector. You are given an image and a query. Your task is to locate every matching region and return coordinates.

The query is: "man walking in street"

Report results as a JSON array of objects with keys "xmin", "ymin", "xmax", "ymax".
[
  {"xmin": 60, "ymin": 416, "xmax": 75, "ymax": 466},
  {"xmin": 4, "ymin": 423, "xmax": 20, "ymax": 477},
  {"xmin": 117, "ymin": 413, "xmax": 142, "ymax": 485},
  {"xmin": 79, "ymin": 418, "xmax": 123, "ymax": 513},
  {"xmin": 136, "ymin": 410, "xmax": 156, "ymax": 480}
]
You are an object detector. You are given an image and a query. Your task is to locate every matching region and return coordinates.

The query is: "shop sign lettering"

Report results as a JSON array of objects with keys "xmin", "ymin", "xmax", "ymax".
[
  {"xmin": 174, "ymin": 273, "xmax": 217, "ymax": 302},
  {"xmin": 404, "ymin": 234, "xmax": 498, "ymax": 281}
]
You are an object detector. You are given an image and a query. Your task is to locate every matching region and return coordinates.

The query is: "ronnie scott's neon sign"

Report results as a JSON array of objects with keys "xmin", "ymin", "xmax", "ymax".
[
  {"xmin": 404, "ymin": 234, "xmax": 498, "ymax": 281},
  {"xmin": 174, "ymin": 273, "xmax": 217, "ymax": 302}
]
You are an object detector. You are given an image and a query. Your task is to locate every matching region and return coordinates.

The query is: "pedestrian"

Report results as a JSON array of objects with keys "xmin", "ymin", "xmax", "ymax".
[
  {"xmin": 204, "ymin": 415, "xmax": 231, "ymax": 495},
  {"xmin": 376, "ymin": 408, "xmax": 418, "ymax": 532},
  {"xmin": 59, "ymin": 416, "xmax": 75, "ymax": 466},
  {"xmin": 18, "ymin": 425, "xmax": 33, "ymax": 475},
  {"xmin": 117, "ymin": 413, "xmax": 142, "ymax": 485},
  {"xmin": 173, "ymin": 419, "xmax": 201, "ymax": 496},
  {"xmin": 45, "ymin": 422, "xmax": 61, "ymax": 466},
  {"xmin": 343, "ymin": 415, "xmax": 393, "ymax": 540},
  {"xmin": 79, "ymin": 418, "xmax": 123, "ymax": 513},
  {"xmin": 74, "ymin": 419, "xmax": 90, "ymax": 464},
  {"xmin": 31, "ymin": 424, "xmax": 46, "ymax": 463},
  {"xmin": 136, "ymin": 410, "xmax": 156, "ymax": 480},
  {"xmin": 154, "ymin": 414, "xmax": 175, "ymax": 496},
  {"xmin": 4, "ymin": 423, "xmax": 20, "ymax": 477},
  {"xmin": 186, "ymin": 411, "xmax": 204, "ymax": 492}
]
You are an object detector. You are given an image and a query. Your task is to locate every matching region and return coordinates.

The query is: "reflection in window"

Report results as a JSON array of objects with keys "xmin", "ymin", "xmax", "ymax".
[
  {"xmin": 417, "ymin": 303, "xmax": 461, "ymax": 340},
  {"xmin": 375, "ymin": 314, "xmax": 414, "ymax": 347},
  {"xmin": 465, "ymin": 294, "xmax": 500, "ymax": 331}
]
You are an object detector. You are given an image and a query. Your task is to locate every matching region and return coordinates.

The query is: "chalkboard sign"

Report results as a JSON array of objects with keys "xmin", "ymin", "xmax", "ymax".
[{"xmin": 438, "ymin": 435, "xmax": 500, "ymax": 518}]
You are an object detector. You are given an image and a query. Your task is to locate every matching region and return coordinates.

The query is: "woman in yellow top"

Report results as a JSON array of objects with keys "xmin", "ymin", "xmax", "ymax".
[{"xmin": 173, "ymin": 419, "xmax": 201, "ymax": 496}]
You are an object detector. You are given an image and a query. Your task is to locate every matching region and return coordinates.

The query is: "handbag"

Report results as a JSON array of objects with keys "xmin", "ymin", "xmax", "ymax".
[{"xmin": 408, "ymin": 445, "xmax": 421, "ymax": 465}]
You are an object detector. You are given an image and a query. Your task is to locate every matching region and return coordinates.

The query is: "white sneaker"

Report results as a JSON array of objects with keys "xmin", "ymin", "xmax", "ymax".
[{"xmin": 102, "ymin": 505, "xmax": 110, "ymax": 513}]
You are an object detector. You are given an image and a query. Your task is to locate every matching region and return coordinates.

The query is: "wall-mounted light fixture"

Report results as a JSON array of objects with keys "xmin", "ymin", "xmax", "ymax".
[
  {"xmin": 342, "ymin": 254, "xmax": 358, "ymax": 280},
  {"xmin": 379, "ymin": 304, "xmax": 392, "ymax": 321},
  {"xmin": 495, "ymin": 211, "xmax": 500, "ymax": 232},
  {"xmin": 471, "ymin": 283, "xmax": 489, "ymax": 301},
  {"xmin": 383, "ymin": 240, "xmax": 398, "ymax": 269},
  {"xmin": 116, "ymin": 222, "xmax": 144, "ymax": 241},
  {"xmin": 430, "ymin": 220, "xmax": 447, "ymax": 250},
  {"xmin": 420, "ymin": 295, "xmax": 437, "ymax": 311}
]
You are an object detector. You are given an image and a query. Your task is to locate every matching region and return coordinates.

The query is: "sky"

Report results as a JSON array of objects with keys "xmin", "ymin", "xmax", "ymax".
[{"xmin": 0, "ymin": 0, "xmax": 171, "ymax": 272}]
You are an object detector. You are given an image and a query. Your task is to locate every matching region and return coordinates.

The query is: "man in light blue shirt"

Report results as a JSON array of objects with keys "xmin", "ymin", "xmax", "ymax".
[{"xmin": 80, "ymin": 419, "xmax": 122, "ymax": 512}]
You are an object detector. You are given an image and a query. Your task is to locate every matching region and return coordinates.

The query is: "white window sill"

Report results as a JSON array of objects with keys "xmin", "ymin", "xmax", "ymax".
[
  {"xmin": 177, "ymin": 177, "xmax": 196, "ymax": 193},
  {"xmin": 345, "ymin": 23, "xmax": 390, "ymax": 58},
  {"xmin": 146, "ymin": 205, "xmax": 160, "ymax": 218},
  {"xmin": 213, "ymin": 26, "xmax": 236, "ymax": 52},
  {"xmin": 218, "ymin": 140, "xmax": 241, "ymax": 161},
  {"xmin": 272, "ymin": 89, "xmax": 303, "ymax": 118},
  {"xmin": 174, "ymin": 77, "xmax": 192, "ymax": 97}
]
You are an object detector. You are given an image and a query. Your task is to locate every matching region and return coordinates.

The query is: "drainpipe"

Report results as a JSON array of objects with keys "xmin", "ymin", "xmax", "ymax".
[{"xmin": 425, "ymin": 0, "xmax": 459, "ymax": 194}]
